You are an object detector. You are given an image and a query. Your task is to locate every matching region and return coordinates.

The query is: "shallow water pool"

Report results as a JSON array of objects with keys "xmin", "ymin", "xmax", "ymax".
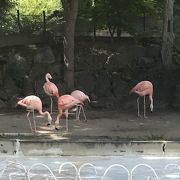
[{"xmin": 0, "ymin": 155, "xmax": 180, "ymax": 179}]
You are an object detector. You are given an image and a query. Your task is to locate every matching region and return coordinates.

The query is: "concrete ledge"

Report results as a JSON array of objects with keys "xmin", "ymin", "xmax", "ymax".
[{"xmin": 0, "ymin": 137, "xmax": 179, "ymax": 156}]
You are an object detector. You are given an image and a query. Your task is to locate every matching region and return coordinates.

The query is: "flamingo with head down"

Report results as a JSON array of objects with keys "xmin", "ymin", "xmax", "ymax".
[
  {"xmin": 17, "ymin": 95, "xmax": 52, "ymax": 132},
  {"xmin": 55, "ymin": 95, "xmax": 83, "ymax": 131},
  {"xmin": 129, "ymin": 80, "xmax": 153, "ymax": 118},
  {"xmin": 70, "ymin": 90, "xmax": 90, "ymax": 121}
]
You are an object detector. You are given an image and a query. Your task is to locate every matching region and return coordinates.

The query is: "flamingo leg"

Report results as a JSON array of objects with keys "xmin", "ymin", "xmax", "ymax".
[
  {"xmin": 55, "ymin": 109, "xmax": 62, "ymax": 130},
  {"xmin": 75, "ymin": 105, "xmax": 79, "ymax": 121},
  {"xmin": 50, "ymin": 96, "xmax": 53, "ymax": 114},
  {"xmin": 76, "ymin": 104, "xmax": 87, "ymax": 122},
  {"xmin": 76, "ymin": 105, "xmax": 81, "ymax": 121},
  {"xmin": 80, "ymin": 105, "xmax": 87, "ymax": 122},
  {"xmin": 144, "ymin": 95, "xmax": 147, "ymax": 118},
  {"xmin": 27, "ymin": 111, "xmax": 34, "ymax": 132},
  {"xmin": 64, "ymin": 109, "xmax": 69, "ymax": 132},
  {"xmin": 137, "ymin": 97, "xmax": 140, "ymax": 117},
  {"xmin": 32, "ymin": 109, "xmax": 37, "ymax": 132}
]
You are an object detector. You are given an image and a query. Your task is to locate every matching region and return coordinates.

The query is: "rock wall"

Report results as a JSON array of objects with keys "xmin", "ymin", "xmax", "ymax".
[
  {"xmin": 74, "ymin": 39, "xmax": 163, "ymax": 109},
  {"xmin": 0, "ymin": 38, "xmax": 178, "ymax": 110}
]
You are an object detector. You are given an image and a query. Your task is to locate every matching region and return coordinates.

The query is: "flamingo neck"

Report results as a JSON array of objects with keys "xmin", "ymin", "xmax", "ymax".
[
  {"xmin": 86, "ymin": 95, "xmax": 90, "ymax": 102},
  {"xmin": 39, "ymin": 110, "xmax": 52, "ymax": 122},
  {"xmin": 45, "ymin": 75, "xmax": 50, "ymax": 82},
  {"xmin": 149, "ymin": 95, "xmax": 153, "ymax": 103}
]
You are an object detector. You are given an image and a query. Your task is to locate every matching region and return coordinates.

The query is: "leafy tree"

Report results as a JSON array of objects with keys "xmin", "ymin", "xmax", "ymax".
[
  {"xmin": 174, "ymin": 0, "xmax": 180, "ymax": 36},
  {"xmin": 0, "ymin": 0, "xmax": 14, "ymax": 17},
  {"xmin": 91, "ymin": 0, "xmax": 162, "ymax": 40},
  {"xmin": 76, "ymin": 0, "xmax": 93, "ymax": 35},
  {"xmin": 13, "ymin": 0, "xmax": 61, "ymax": 15},
  {"xmin": 0, "ymin": 0, "xmax": 16, "ymax": 34},
  {"xmin": 0, "ymin": 0, "xmax": 63, "ymax": 34},
  {"xmin": 9, "ymin": 0, "xmax": 62, "ymax": 33}
]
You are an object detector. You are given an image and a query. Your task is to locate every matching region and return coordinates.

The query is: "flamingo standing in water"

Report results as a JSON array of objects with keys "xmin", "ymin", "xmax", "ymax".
[
  {"xmin": 55, "ymin": 95, "xmax": 83, "ymax": 131},
  {"xmin": 70, "ymin": 90, "xmax": 90, "ymax": 121},
  {"xmin": 43, "ymin": 73, "xmax": 59, "ymax": 114},
  {"xmin": 17, "ymin": 95, "xmax": 52, "ymax": 132},
  {"xmin": 129, "ymin": 81, "xmax": 153, "ymax": 118}
]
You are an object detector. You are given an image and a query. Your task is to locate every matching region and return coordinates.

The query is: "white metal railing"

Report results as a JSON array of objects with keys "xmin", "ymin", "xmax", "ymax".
[{"xmin": 0, "ymin": 161, "xmax": 180, "ymax": 179}]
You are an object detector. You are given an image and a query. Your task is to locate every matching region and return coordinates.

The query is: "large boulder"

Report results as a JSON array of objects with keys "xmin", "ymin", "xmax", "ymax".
[
  {"xmin": 4, "ymin": 77, "xmax": 22, "ymax": 97},
  {"xmin": 22, "ymin": 75, "xmax": 34, "ymax": 96},
  {"xmin": 0, "ymin": 99, "xmax": 7, "ymax": 108},
  {"xmin": 104, "ymin": 53, "xmax": 128, "ymax": 72},
  {"xmin": 111, "ymin": 73, "xmax": 129, "ymax": 100},
  {"xmin": 135, "ymin": 56, "xmax": 156, "ymax": 68},
  {"xmin": 133, "ymin": 45, "xmax": 147, "ymax": 58},
  {"xmin": 75, "ymin": 71, "xmax": 95, "ymax": 93},
  {"xmin": 94, "ymin": 71, "xmax": 111, "ymax": 97},
  {"xmin": 34, "ymin": 46, "xmax": 56, "ymax": 64},
  {"xmin": 90, "ymin": 95, "xmax": 117, "ymax": 109},
  {"xmin": 7, "ymin": 52, "xmax": 30, "ymax": 87},
  {"xmin": 146, "ymin": 44, "xmax": 161, "ymax": 59},
  {"xmin": 75, "ymin": 50, "xmax": 106, "ymax": 71},
  {"xmin": 172, "ymin": 84, "xmax": 180, "ymax": 109}
]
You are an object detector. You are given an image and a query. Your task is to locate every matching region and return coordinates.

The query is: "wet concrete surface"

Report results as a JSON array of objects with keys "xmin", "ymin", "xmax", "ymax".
[
  {"xmin": 0, "ymin": 108, "xmax": 180, "ymax": 179},
  {"xmin": 0, "ymin": 108, "xmax": 179, "ymax": 141}
]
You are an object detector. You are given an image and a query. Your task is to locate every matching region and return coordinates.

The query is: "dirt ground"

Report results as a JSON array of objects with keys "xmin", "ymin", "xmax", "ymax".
[{"xmin": 0, "ymin": 106, "xmax": 180, "ymax": 141}]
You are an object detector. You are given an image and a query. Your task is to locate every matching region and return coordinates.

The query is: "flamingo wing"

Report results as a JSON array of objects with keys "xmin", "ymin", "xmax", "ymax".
[
  {"xmin": 58, "ymin": 95, "xmax": 82, "ymax": 109},
  {"xmin": 43, "ymin": 82, "xmax": 58, "ymax": 96},
  {"xmin": 18, "ymin": 95, "xmax": 42, "ymax": 111},
  {"xmin": 71, "ymin": 90, "xmax": 90, "ymax": 102}
]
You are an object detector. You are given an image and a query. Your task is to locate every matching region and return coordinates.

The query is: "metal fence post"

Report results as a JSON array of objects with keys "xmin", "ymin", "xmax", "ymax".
[
  {"xmin": 17, "ymin": 10, "xmax": 21, "ymax": 32},
  {"xmin": 43, "ymin": 11, "xmax": 46, "ymax": 32}
]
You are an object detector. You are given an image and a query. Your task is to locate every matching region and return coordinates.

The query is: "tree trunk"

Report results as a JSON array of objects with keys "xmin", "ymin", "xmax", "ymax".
[
  {"xmin": 108, "ymin": 25, "xmax": 115, "ymax": 43},
  {"xmin": 61, "ymin": 0, "xmax": 78, "ymax": 92},
  {"xmin": 93, "ymin": 18, "xmax": 96, "ymax": 38},
  {"xmin": 117, "ymin": 26, "xmax": 121, "ymax": 38},
  {"xmin": 161, "ymin": 0, "xmax": 174, "ymax": 68},
  {"xmin": 143, "ymin": 12, "xmax": 146, "ymax": 31}
]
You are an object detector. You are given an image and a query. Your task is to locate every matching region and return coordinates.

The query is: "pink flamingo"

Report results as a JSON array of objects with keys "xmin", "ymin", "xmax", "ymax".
[
  {"xmin": 55, "ymin": 95, "xmax": 83, "ymax": 131},
  {"xmin": 17, "ymin": 95, "xmax": 52, "ymax": 132},
  {"xmin": 43, "ymin": 73, "xmax": 59, "ymax": 114},
  {"xmin": 129, "ymin": 81, "xmax": 153, "ymax": 118},
  {"xmin": 70, "ymin": 90, "xmax": 90, "ymax": 121}
]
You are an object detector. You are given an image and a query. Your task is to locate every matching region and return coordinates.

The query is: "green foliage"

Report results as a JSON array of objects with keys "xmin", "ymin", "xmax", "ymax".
[
  {"xmin": 13, "ymin": 0, "xmax": 62, "ymax": 33},
  {"xmin": 173, "ymin": 45, "xmax": 180, "ymax": 66},
  {"xmin": 135, "ymin": 0, "xmax": 162, "ymax": 16},
  {"xmin": 0, "ymin": 0, "xmax": 63, "ymax": 34},
  {"xmin": 175, "ymin": 0, "xmax": 180, "ymax": 5},
  {"xmin": 78, "ymin": 0, "xmax": 92, "ymax": 19},
  {"xmin": 0, "ymin": 0, "xmax": 15, "ymax": 16},
  {"xmin": 76, "ymin": 0, "xmax": 94, "ymax": 33},
  {"xmin": 0, "ymin": 0, "xmax": 17, "ymax": 34},
  {"xmin": 0, "ymin": 14, "xmax": 19, "ymax": 34},
  {"xmin": 13, "ymin": 0, "xmax": 62, "ymax": 15},
  {"xmin": 174, "ymin": 0, "xmax": 180, "ymax": 36},
  {"xmin": 94, "ymin": 0, "xmax": 161, "ymax": 33},
  {"xmin": 0, "ymin": 0, "xmax": 165, "ymax": 36},
  {"xmin": 76, "ymin": 0, "xmax": 163, "ymax": 37}
]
